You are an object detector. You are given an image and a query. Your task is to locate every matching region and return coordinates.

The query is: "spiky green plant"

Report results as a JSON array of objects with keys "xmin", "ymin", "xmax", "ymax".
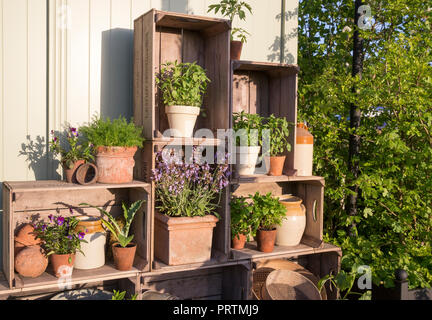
[{"xmin": 80, "ymin": 200, "xmax": 144, "ymax": 248}]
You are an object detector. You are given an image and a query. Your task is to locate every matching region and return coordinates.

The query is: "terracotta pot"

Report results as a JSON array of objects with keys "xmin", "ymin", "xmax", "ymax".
[
  {"xmin": 64, "ymin": 160, "xmax": 85, "ymax": 183},
  {"xmin": 95, "ymin": 146, "xmax": 137, "ymax": 184},
  {"xmin": 50, "ymin": 253, "xmax": 75, "ymax": 278},
  {"xmin": 256, "ymin": 229, "xmax": 277, "ymax": 253},
  {"xmin": 165, "ymin": 105, "xmax": 200, "ymax": 138},
  {"xmin": 276, "ymin": 196, "xmax": 306, "ymax": 246},
  {"xmin": 15, "ymin": 245, "xmax": 48, "ymax": 278},
  {"xmin": 230, "ymin": 40, "xmax": 243, "ymax": 60},
  {"xmin": 112, "ymin": 242, "xmax": 136, "ymax": 271},
  {"xmin": 74, "ymin": 216, "xmax": 106, "ymax": 270},
  {"xmin": 232, "ymin": 233, "xmax": 247, "ymax": 249},
  {"xmin": 266, "ymin": 156, "xmax": 286, "ymax": 176},
  {"xmin": 154, "ymin": 212, "xmax": 218, "ymax": 266}
]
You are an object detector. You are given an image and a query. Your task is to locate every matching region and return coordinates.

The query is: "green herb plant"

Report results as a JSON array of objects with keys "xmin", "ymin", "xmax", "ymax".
[
  {"xmin": 207, "ymin": 0, "xmax": 252, "ymax": 43},
  {"xmin": 80, "ymin": 200, "xmax": 144, "ymax": 248},
  {"xmin": 230, "ymin": 197, "xmax": 253, "ymax": 240},
  {"xmin": 233, "ymin": 111, "xmax": 263, "ymax": 147},
  {"xmin": 79, "ymin": 115, "xmax": 144, "ymax": 148},
  {"xmin": 156, "ymin": 61, "xmax": 211, "ymax": 110},
  {"xmin": 111, "ymin": 290, "xmax": 138, "ymax": 300},
  {"xmin": 263, "ymin": 115, "xmax": 291, "ymax": 156},
  {"xmin": 249, "ymin": 192, "xmax": 286, "ymax": 233}
]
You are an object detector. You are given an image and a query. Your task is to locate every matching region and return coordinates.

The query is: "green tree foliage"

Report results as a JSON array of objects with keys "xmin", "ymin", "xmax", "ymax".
[{"xmin": 298, "ymin": 0, "xmax": 432, "ymax": 288}]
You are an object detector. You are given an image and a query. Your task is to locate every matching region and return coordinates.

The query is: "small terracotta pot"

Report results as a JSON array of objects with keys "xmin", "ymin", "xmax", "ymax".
[
  {"xmin": 95, "ymin": 146, "xmax": 137, "ymax": 184},
  {"xmin": 256, "ymin": 229, "xmax": 277, "ymax": 253},
  {"xmin": 50, "ymin": 253, "xmax": 75, "ymax": 278},
  {"xmin": 230, "ymin": 40, "xmax": 243, "ymax": 60},
  {"xmin": 76, "ymin": 163, "xmax": 98, "ymax": 185},
  {"xmin": 112, "ymin": 242, "xmax": 136, "ymax": 271},
  {"xmin": 267, "ymin": 156, "xmax": 286, "ymax": 176},
  {"xmin": 232, "ymin": 233, "xmax": 247, "ymax": 249},
  {"xmin": 64, "ymin": 160, "xmax": 85, "ymax": 183}
]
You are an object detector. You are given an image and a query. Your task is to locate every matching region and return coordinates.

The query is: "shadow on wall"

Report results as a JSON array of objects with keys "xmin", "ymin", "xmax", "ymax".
[
  {"xmin": 18, "ymin": 135, "xmax": 61, "ymax": 180},
  {"xmin": 101, "ymin": 29, "xmax": 134, "ymax": 121},
  {"xmin": 267, "ymin": 7, "xmax": 298, "ymax": 64}
]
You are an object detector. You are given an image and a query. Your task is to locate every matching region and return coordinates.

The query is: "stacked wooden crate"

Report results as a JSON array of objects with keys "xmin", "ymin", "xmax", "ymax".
[{"xmin": 131, "ymin": 9, "xmax": 341, "ymax": 300}]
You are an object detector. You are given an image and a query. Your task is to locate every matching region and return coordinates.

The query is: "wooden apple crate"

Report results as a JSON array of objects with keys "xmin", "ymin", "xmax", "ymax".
[
  {"xmin": 2, "ymin": 180, "xmax": 151, "ymax": 290},
  {"xmin": 120, "ymin": 260, "xmax": 252, "ymax": 300},
  {"xmin": 231, "ymin": 60, "xmax": 299, "ymax": 175},
  {"xmin": 133, "ymin": 138, "xmax": 231, "ymax": 272},
  {"xmin": 133, "ymin": 9, "xmax": 231, "ymax": 140}
]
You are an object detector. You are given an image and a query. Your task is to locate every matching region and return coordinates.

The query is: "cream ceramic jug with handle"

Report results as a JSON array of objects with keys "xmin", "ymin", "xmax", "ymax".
[{"xmin": 276, "ymin": 196, "xmax": 306, "ymax": 246}]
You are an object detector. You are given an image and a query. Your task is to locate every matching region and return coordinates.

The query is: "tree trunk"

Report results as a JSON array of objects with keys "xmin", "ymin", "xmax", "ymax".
[{"xmin": 347, "ymin": 0, "xmax": 365, "ymax": 236}]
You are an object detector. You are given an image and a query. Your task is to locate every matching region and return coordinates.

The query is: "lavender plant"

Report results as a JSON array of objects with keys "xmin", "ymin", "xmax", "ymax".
[{"xmin": 152, "ymin": 150, "xmax": 231, "ymax": 218}]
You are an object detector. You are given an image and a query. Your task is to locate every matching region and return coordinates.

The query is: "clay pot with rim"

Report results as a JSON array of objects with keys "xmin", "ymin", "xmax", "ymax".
[
  {"xmin": 112, "ymin": 242, "xmax": 136, "ymax": 271},
  {"xmin": 256, "ymin": 229, "xmax": 277, "ymax": 253},
  {"xmin": 154, "ymin": 212, "xmax": 218, "ymax": 266},
  {"xmin": 230, "ymin": 40, "xmax": 243, "ymax": 60},
  {"xmin": 64, "ymin": 160, "xmax": 85, "ymax": 183},
  {"xmin": 266, "ymin": 155, "xmax": 286, "ymax": 176},
  {"xmin": 95, "ymin": 146, "xmax": 137, "ymax": 184},
  {"xmin": 232, "ymin": 233, "xmax": 247, "ymax": 250},
  {"xmin": 50, "ymin": 253, "xmax": 76, "ymax": 278},
  {"xmin": 165, "ymin": 105, "xmax": 200, "ymax": 138}
]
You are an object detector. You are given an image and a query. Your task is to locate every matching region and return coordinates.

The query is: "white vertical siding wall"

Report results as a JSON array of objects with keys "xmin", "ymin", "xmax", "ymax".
[{"xmin": 0, "ymin": 0, "xmax": 298, "ymax": 270}]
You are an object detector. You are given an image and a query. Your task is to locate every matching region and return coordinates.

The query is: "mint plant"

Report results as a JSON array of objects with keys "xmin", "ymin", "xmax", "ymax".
[
  {"xmin": 156, "ymin": 61, "xmax": 211, "ymax": 108},
  {"xmin": 233, "ymin": 111, "xmax": 263, "ymax": 146},
  {"xmin": 249, "ymin": 192, "xmax": 286, "ymax": 233},
  {"xmin": 263, "ymin": 115, "xmax": 291, "ymax": 156},
  {"xmin": 230, "ymin": 196, "xmax": 253, "ymax": 240}
]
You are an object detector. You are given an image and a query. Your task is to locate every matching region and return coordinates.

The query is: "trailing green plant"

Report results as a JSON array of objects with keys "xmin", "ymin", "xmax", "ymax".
[
  {"xmin": 80, "ymin": 200, "xmax": 144, "ymax": 248},
  {"xmin": 263, "ymin": 115, "xmax": 291, "ymax": 156},
  {"xmin": 230, "ymin": 196, "xmax": 253, "ymax": 240},
  {"xmin": 111, "ymin": 290, "xmax": 138, "ymax": 300},
  {"xmin": 156, "ymin": 61, "xmax": 211, "ymax": 108},
  {"xmin": 33, "ymin": 214, "xmax": 87, "ymax": 258},
  {"xmin": 298, "ymin": 0, "xmax": 432, "ymax": 289},
  {"xmin": 248, "ymin": 192, "xmax": 286, "ymax": 233},
  {"xmin": 79, "ymin": 115, "xmax": 144, "ymax": 148},
  {"xmin": 207, "ymin": 0, "xmax": 252, "ymax": 43},
  {"xmin": 233, "ymin": 111, "xmax": 263, "ymax": 146},
  {"xmin": 49, "ymin": 126, "xmax": 94, "ymax": 169}
]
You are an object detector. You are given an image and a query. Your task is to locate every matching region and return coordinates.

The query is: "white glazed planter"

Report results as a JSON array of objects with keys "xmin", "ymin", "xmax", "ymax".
[
  {"xmin": 165, "ymin": 105, "xmax": 200, "ymax": 138},
  {"xmin": 74, "ymin": 217, "xmax": 107, "ymax": 270},
  {"xmin": 276, "ymin": 196, "xmax": 307, "ymax": 246},
  {"xmin": 235, "ymin": 146, "xmax": 261, "ymax": 176}
]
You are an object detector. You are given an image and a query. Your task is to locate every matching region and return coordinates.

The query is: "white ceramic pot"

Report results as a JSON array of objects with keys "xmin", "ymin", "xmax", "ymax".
[
  {"xmin": 74, "ymin": 216, "xmax": 106, "ymax": 270},
  {"xmin": 235, "ymin": 146, "xmax": 261, "ymax": 176},
  {"xmin": 276, "ymin": 196, "xmax": 306, "ymax": 246},
  {"xmin": 165, "ymin": 105, "xmax": 200, "ymax": 138}
]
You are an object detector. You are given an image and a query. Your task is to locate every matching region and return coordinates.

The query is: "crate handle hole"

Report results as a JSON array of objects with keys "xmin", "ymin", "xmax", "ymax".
[{"xmin": 312, "ymin": 200, "xmax": 318, "ymax": 222}]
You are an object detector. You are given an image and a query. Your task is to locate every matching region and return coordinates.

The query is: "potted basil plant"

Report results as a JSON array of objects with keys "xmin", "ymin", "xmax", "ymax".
[
  {"xmin": 207, "ymin": 0, "xmax": 253, "ymax": 60},
  {"xmin": 156, "ymin": 61, "xmax": 211, "ymax": 138},
  {"xmin": 249, "ymin": 192, "xmax": 286, "ymax": 253},
  {"xmin": 230, "ymin": 196, "xmax": 253, "ymax": 249},
  {"xmin": 263, "ymin": 115, "xmax": 291, "ymax": 176},
  {"xmin": 79, "ymin": 116, "xmax": 144, "ymax": 184},
  {"xmin": 80, "ymin": 200, "xmax": 144, "ymax": 271}
]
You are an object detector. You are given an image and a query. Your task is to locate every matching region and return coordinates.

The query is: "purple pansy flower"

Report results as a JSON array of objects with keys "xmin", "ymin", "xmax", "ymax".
[
  {"xmin": 78, "ymin": 232, "xmax": 85, "ymax": 240},
  {"xmin": 56, "ymin": 216, "xmax": 65, "ymax": 226}
]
